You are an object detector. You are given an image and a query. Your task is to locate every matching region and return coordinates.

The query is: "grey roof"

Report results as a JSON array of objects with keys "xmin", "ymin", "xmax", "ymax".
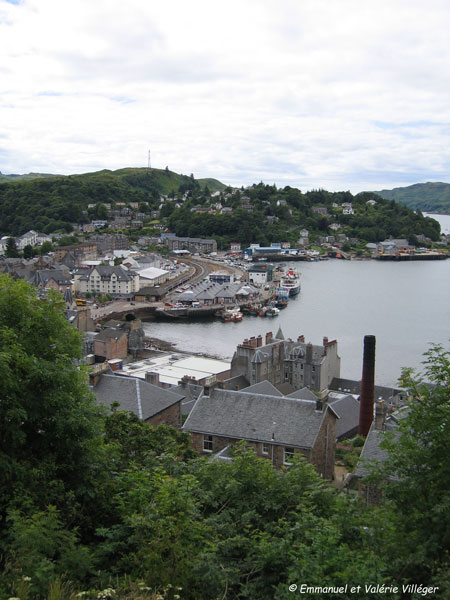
[
  {"xmin": 329, "ymin": 377, "xmax": 404, "ymax": 402},
  {"xmin": 328, "ymin": 394, "xmax": 360, "ymax": 439},
  {"xmin": 94, "ymin": 374, "xmax": 184, "ymax": 420},
  {"xmin": 354, "ymin": 425, "xmax": 399, "ymax": 480},
  {"xmin": 251, "ymin": 349, "xmax": 269, "ymax": 364},
  {"xmin": 275, "ymin": 326, "xmax": 285, "ymax": 340},
  {"xmin": 241, "ymin": 381, "xmax": 282, "ymax": 396},
  {"xmin": 287, "ymin": 387, "xmax": 318, "ymax": 401},
  {"xmin": 95, "ymin": 328, "xmax": 127, "ymax": 342},
  {"xmin": 171, "ymin": 382, "xmax": 204, "ymax": 415},
  {"xmin": 183, "ymin": 388, "xmax": 336, "ymax": 449}
]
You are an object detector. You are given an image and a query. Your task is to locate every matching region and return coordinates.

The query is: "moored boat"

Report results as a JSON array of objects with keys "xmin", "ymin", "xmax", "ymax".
[{"xmin": 280, "ymin": 268, "xmax": 301, "ymax": 296}]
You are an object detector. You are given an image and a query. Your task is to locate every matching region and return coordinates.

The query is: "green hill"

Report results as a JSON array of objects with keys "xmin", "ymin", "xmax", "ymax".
[
  {"xmin": 0, "ymin": 167, "xmax": 227, "ymax": 235},
  {"xmin": 0, "ymin": 172, "xmax": 58, "ymax": 183},
  {"xmin": 372, "ymin": 182, "xmax": 450, "ymax": 214}
]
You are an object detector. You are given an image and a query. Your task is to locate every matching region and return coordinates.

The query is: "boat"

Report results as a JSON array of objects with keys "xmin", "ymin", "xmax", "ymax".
[
  {"xmin": 265, "ymin": 306, "xmax": 280, "ymax": 317},
  {"xmin": 280, "ymin": 268, "xmax": 301, "ymax": 296},
  {"xmin": 221, "ymin": 307, "xmax": 243, "ymax": 322},
  {"xmin": 275, "ymin": 285, "xmax": 289, "ymax": 308}
]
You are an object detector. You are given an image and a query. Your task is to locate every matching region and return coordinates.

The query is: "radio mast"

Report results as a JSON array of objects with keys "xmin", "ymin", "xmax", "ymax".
[{"xmin": 147, "ymin": 149, "xmax": 151, "ymax": 170}]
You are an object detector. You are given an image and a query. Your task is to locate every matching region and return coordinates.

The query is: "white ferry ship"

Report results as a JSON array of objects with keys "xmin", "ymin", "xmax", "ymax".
[{"xmin": 280, "ymin": 268, "xmax": 301, "ymax": 296}]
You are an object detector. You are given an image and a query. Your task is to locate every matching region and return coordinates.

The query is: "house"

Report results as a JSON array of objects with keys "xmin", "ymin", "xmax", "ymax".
[
  {"xmin": 94, "ymin": 328, "xmax": 128, "ymax": 360},
  {"xmin": 93, "ymin": 373, "xmax": 184, "ymax": 428},
  {"xmin": 227, "ymin": 331, "xmax": 341, "ymax": 394},
  {"xmin": 312, "ymin": 207, "xmax": 328, "ymax": 215},
  {"xmin": 166, "ymin": 236, "xmax": 217, "ymax": 254},
  {"xmin": 182, "ymin": 388, "xmax": 338, "ymax": 478}
]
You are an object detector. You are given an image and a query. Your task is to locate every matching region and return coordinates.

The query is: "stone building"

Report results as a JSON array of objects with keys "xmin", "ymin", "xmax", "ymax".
[
  {"xmin": 183, "ymin": 387, "xmax": 337, "ymax": 478},
  {"xmin": 227, "ymin": 330, "xmax": 340, "ymax": 393}
]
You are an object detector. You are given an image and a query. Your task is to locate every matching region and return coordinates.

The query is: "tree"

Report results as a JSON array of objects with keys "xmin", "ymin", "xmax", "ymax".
[
  {"xmin": 0, "ymin": 275, "xmax": 103, "ymax": 517},
  {"xmin": 39, "ymin": 240, "xmax": 54, "ymax": 255},
  {"xmin": 22, "ymin": 244, "xmax": 34, "ymax": 259},
  {"xmin": 5, "ymin": 237, "xmax": 19, "ymax": 258},
  {"xmin": 380, "ymin": 344, "xmax": 450, "ymax": 590}
]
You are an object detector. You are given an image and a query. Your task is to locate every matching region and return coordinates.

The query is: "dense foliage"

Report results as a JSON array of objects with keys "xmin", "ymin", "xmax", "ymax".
[
  {"xmin": 374, "ymin": 182, "xmax": 450, "ymax": 215},
  {"xmin": 0, "ymin": 168, "xmax": 224, "ymax": 236},
  {"xmin": 168, "ymin": 184, "xmax": 441, "ymax": 247},
  {"xmin": 1, "ymin": 276, "xmax": 449, "ymax": 599}
]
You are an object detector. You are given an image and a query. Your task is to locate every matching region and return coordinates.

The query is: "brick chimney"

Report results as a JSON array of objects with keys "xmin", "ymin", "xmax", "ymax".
[
  {"xmin": 359, "ymin": 335, "xmax": 376, "ymax": 436},
  {"xmin": 256, "ymin": 335, "xmax": 262, "ymax": 347},
  {"xmin": 249, "ymin": 336, "xmax": 257, "ymax": 348},
  {"xmin": 297, "ymin": 335, "xmax": 305, "ymax": 343},
  {"xmin": 265, "ymin": 331, "xmax": 273, "ymax": 345}
]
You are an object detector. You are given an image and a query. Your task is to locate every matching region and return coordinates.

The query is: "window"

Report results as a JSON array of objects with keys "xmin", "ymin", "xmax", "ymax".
[
  {"xmin": 262, "ymin": 443, "xmax": 270, "ymax": 455},
  {"xmin": 284, "ymin": 447, "xmax": 295, "ymax": 465},
  {"xmin": 203, "ymin": 435, "xmax": 213, "ymax": 452}
]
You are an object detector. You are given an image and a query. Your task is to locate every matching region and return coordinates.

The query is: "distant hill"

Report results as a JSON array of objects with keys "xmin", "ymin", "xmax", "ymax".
[
  {"xmin": 0, "ymin": 167, "xmax": 227, "ymax": 235},
  {"xmin": 372, "ymin": 182, "xmax": 450, "ymax": 214},
  {"xmin": 0, "ymin": 172, "xmax": 58, "ymax": 183}
]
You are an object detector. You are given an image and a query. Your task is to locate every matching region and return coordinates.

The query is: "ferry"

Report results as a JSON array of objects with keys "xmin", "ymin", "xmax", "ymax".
[{"xmin": 280, "ymin": 268, "xmax": 301, "ymax": 296}]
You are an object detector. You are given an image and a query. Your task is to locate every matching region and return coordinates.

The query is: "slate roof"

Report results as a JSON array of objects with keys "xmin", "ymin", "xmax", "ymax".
[
  {"xmin": 183, "ymin": 388, "xmax": 337, "ymax": 449},
  {"xmin": 329, "ymin": 377, "xmax": 404, "ymax": 402},
  {"xmin": 327, "ymin": 394, "xmax": 360, "ymax": 439},
  {"xmin": 354, "ymin": 425, "xmax": 399, "ymax": 480},
  {"xmin": 287, "ymin": 387, "xmax": 318, "ymax": 401},
  {"xmin": 241, "ymin": 381, "xmax": 282, "ymax": 396},
  {"xmin": 95, "ymin": 328, "xmax": 128, "ymax": 342},
  {"xmin": 94, "ymin": 374, "xmax": 184, "ymax": 420}
]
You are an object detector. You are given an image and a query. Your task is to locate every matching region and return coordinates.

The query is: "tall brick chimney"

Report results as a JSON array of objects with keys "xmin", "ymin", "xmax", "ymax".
[{"xmin": 359, "ymin": 335, "xmax": 376, "ymax": 436}]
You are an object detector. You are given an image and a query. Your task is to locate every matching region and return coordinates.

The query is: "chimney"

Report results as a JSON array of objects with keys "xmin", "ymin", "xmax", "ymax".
[
  {"xmin": 316, "ymin": 387, "xmax": 329, "ymax": 411},
  {"xmin": 323, "ymin": 336, "xmax": 328, "ymax": 346},
  {"xmin": 375, "ymin": 399, "xmax": 387, "ymax": 430},
  {"xmin": 256, "ymin": 335, "xmax": 262, "ymax": 347},
  {"xmin": 297, "ymin": 335, "xmax": 305, "ymax": 343},
  {"xmin": 265, "ymin": 331, "xmax": 273, "ymax": 345},
  {"xmin": 306, "ymin": 343, "xmax": 313, "ymax": 364},
  {"xmin": 250, "ymin": 336, "xmax": 257, "ymax": 348},
  {"xmin": 145, "ymin": 371, "xmax": 160, "ymax": 386},
  {"xmin": 358, "ymin": 335, "xmax": 376, "ymax": 436}
]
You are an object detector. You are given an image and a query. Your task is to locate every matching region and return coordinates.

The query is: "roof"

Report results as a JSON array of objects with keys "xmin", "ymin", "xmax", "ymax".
[
  {"xmin": 94, "ymin": 374, "xmax": 184, "ymax": 420},
  {"xmin": 95, "ymin": 328, "xmax": 127, "ymax": 342},
  {"xmin": 287, "ymin": 387, "xmax": 317, "ymax": 401},
  {"xmin": 241, "ymin": 381, "xmax": 282, "ymax": 396},
  {"xmin": 183, "ymin": 388, "xmax": 337, "ymax": 449},
  {"xmin": 328, "ymin": 394, "xmax": 360, "ymax": 439},
  {"xmin": 354, "ymin": 426, "xmax": 398, "ymax": 479}
]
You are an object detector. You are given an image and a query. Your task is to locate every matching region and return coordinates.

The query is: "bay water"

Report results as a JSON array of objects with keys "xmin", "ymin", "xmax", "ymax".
[{"xmin": 144, "ymin": 216, "xmax": 450, "ymax": 387}]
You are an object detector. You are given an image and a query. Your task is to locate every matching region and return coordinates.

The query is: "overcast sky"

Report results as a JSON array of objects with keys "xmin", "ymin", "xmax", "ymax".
[{"xmin": 1, "ymin": 0, "xmax": 450, "ymax": 192}]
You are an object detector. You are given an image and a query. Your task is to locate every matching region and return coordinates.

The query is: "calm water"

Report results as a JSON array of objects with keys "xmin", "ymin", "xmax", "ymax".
[{"xmin": 144, "ymin": 215, "xmax": 450, "ymax": 387}]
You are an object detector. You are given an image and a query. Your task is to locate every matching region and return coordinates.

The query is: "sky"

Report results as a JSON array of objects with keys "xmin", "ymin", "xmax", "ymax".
[{"xmin": 1, "ymin": 0, "xmax": 450, "ymax": 192}]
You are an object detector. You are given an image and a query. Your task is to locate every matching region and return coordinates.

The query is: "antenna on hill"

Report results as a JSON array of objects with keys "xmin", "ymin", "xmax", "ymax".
[{"xmin": 148, "ymin": 149, "xmax": 151, "ymax": 170}]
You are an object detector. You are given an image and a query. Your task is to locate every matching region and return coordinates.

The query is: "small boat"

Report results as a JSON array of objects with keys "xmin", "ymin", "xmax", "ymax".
[
  {"xmin": 221, "ymin": 307, "xmax": 243, "ymax": 322},
  {"xmin": 265, "ymin": 306, "xmax": 280, "ymax": 317}
]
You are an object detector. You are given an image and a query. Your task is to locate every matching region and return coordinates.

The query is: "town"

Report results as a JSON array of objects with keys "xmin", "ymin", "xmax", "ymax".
[{"xmin": 1, "ymin": 225, "xmax": 425, "ymax": 501}]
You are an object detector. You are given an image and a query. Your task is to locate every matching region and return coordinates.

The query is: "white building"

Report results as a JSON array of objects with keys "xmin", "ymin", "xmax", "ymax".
[{"xmin": 74, "ymin": 266, "xmax": 140, "ymax": 297}]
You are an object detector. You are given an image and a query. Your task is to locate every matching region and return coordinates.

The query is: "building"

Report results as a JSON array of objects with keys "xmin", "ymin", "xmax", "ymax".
[
  {"xmin": 94, "ymin": 328, "xmax": 128, "ymax": 361},
  {"xmin": 182, "ymin": 387, "xmax": 337, "ymax": 477},
  {"xmin": 93, "ymin": 373, "xmax": 184, "ymax": 428},
  {"xmin": 166, "ymin": 236, "xmax": 217, "ymax": 254},
  {"xmin": 247, "ymin": 263, "xmax": 274, "ymax": 285},
  {"xmin": 74, "ymin": 265, "xmax": 140, "ymax": 298},
  {"xmin": 227, "ymin": 330, "xmax": 340, "ymax": 394}
]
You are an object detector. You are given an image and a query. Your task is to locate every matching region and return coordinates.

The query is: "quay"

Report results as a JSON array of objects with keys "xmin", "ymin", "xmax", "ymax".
[{"xmin": 375, "ymin": 252, "xmax": 448, "ymax": 261}]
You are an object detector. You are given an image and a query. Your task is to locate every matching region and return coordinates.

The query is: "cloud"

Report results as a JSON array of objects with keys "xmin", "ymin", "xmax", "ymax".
[{"xmin": 1, "ymin": 0, "xmax": 450, "ymax": 191}]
